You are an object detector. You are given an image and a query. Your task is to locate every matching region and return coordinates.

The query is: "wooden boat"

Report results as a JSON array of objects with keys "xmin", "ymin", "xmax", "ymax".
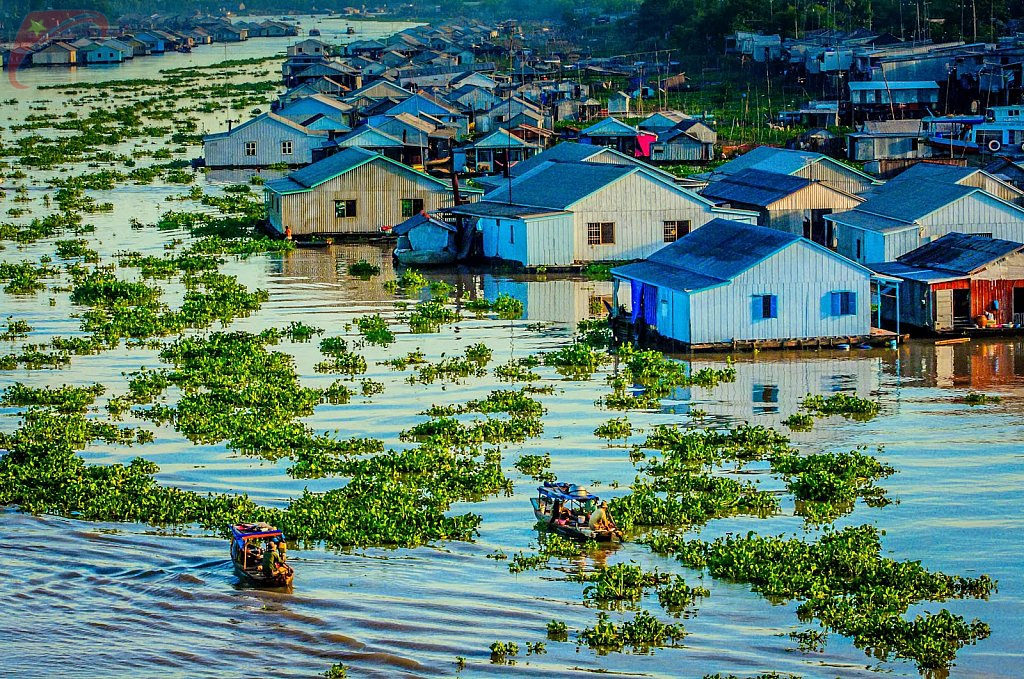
[
  {"xmin": 531, "ymin": 482, "xmax": 623, "ymax": 543},
  {"xmin": 347, "ymin": 26, "xmax": 356, "ymax": 34},
  {"xmin": 230, "ymin": 523, "xmax": 294, "ymax": 588},
  {"xmin": 295, "ymin": 239, "xmax": 331, "ymax": 249}
]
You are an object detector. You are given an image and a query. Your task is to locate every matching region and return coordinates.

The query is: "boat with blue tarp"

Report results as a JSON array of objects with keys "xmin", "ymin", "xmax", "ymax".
[
  {"xmin": 229, "ymin": 523, "xmax": 294, "ymax": 587},
  {"xmin": 531, "ymin": 482, "xmax": 623, "ymax": 543}
]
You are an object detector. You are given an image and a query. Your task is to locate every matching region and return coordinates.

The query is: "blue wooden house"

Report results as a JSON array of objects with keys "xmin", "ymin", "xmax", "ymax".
[{"xmin": 610, "ymin": 219, "xmax": 874, "ymax": 347}]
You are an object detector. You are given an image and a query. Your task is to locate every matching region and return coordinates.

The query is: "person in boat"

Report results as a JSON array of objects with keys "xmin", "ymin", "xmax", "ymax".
[
  {"xmin": 549, "ymin": 499, "xmax": 570, "ymax": 527},
  {"xmin": 277, "ymin": 540, "xmax": 288, "ymax": 563},
  {"xmin": 588, "ymin": 501, "xmax": 617, "ymax": 532},
  {"xmin": 262, "ymin": 540, "xmax": 286, "ymax": 577}
]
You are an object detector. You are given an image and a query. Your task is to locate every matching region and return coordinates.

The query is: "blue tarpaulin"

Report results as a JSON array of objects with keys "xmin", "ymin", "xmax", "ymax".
[{"xmin": 631, "ymin": 282, "xmax": 658, "ymax": 326}]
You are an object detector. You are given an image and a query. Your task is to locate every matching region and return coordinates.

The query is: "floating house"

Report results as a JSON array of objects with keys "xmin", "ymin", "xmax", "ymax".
[
  {"xmin": 701, "ymin": 168, "xmax": 864, "ymax": 245},
  {"xmin": 202, "ymin": 113, "xmax": 329, "ymax": 169},
  {"xmin": 607, "ymin": 91, "xmax": 632, "ymax": 116},
  {"xmin": 580, "ymin": 117, "xmax": 654, "ymax": 157},
  {"xmin": 883, "ymin": 162, "xmax": 1024, "ymax": 205},
  {"xmin": 826, "ymin": 179, "xmax": 1024, "ymax": 263},
  {"xmin": 847, "ymin": 80, "xmax": 939, "ymax": 118},
  {"xmin": 638, "ymin": 111, "xmax": 692, "ymax": 135},
  {"xmin": 847, "ymin": 119, "xmax": 931, "ymax": 166},
  {"xmin": 870, "ymin": 232, "xmax": 1024, "ymax": 330},
  {"xmin": 708, "ymin": 146, "xmax": 879, "ymax": 195},
  {"xmin": 649, "ymin": 120, "xmax": 717, "ymax": 162},
  {"xmin": 264, "ymin": 147, "xmax": 480, "ymax": 237},
  {"xmin": 464, "ymin": 129, "xmax": 540, "ymax": 173},
  {"xmin": 610, "ymin": 219, "xmax": 874, "ymax": 347},
  {"xmin": 32, "ymin": 42, "xmax": 77, "ymax": 66},
  {"xmin": 451, "ymin": 160, "xmax": 757, "ymax": 267}
]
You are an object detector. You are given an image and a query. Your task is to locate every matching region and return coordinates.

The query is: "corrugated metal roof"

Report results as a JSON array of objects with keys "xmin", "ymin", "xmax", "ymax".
[
  {"xmin": 392, "ymin": 212, "xmax": 456, "ymax": 235},
  {"xmin": 469, "ymin": 129, "xmax": 538, "ymax": 149},
  {"xmin": 508, "ymin": 142, "xmax": 601, "ymax": 176},
  {"xmin": 714, "ymin": 146, "xmax": 820, "ymax": 176},
  {"xmin": 868, "ymin": 260, "xmax": 964, "ymax": 283},
  {"xmin": 335, "ymin": 126, "xmax": 405, "ymax": 148},
  {"xmin": 581, "ymin": 116, "xmax": 639, "ymax": 138},
  {"xmin": 449, "ymin": 201, "xmax": 568, "ymax": 218},
  {"xmin": 850, "ymin": 178, "xmax": 976, "ymax": 223},
  {"xmin": 287, "ymin": 147, "xmax": 379, "ymax": 188},
  {"xmin": 884, "ymin": 162, "xmax": 976, "ymax": 185},
  {"xmin": 896, "ymin": 231, "xmax": 1023, "ymax": 274},
  {"xmin": 483, "ymin": 161, "xmax": 636, "ymax": 209},
  {"xmin": 701, "ymin": 169, "xmax": 811, "ymax": 206},
  {"xmin": 611, "ymin": 219, "xmax": 804, "ymax": 291}
]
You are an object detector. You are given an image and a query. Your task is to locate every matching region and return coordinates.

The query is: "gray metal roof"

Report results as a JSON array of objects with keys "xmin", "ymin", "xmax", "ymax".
[
  {"xmin": 896, "ymin": 231, "xmax": 1023, "ymax": 274},
  {"xmin": 287, "ymin": 147, "xmax": 379, "ymax": 188},
  {"xmin": 701, "ymin": 169, "xmax": 811, "ymax": 207},
  {"xmin": 611, "ymin": 219, "xmax": 803, "ymax": 291},
  {"xmin": 868, "ymin": 261, "xmax": 963, "ymax": 283},
  {"xmin": 831, "ymin": 179, "xmax": 978, "ymax": 230},
  {"xmin": 884, "ymin": 162, "xmax": 976, "ymax": 186},
  {"xmin": 449, "ymin": 201, "xmax": 568, "ymax": 218},
  {"xmin": 392, "ymin": 212, "xmax": 456, "ymax": 235}
]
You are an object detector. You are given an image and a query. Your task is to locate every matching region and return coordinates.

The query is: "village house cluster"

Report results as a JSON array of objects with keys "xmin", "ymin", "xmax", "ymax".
[
  {"xmin": 0, "ymin": 13, "xmax": 300, "ymax": 69},
  {"xmin": 195, "ymin": 21, "xmax": 1024, "ymax": 350}
]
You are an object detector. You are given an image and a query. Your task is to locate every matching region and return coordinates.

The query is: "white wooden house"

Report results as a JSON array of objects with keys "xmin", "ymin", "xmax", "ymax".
[
  {"xmin": 701, "ymin": 168, "xmax": 864, "ymax": 245},
  {"xmin": 826, "ymin": 179, "xmax": 1024, "ymax": 263},
  {"xmin": 264, "ymin": 147, "xmax": 481, "ymax": 237},
  {"xmin": 611, "ymin": 219, "xmax": 874, "ymax": 346},
  {"xmin": 32, "ymin": 42, "xmax": 77, "ymax": 65},
  {"xmin": 649, "ymin": 120, "xmax": 717, "ymax": 162},
  {"xmin": 451, "ymin": 160, "xmax": 757, "ymax": 267},
  {"xmin": 607, "ymin": 91, "xmax": 631, "ymax": 116},
  {"xmin": 203, "ymin": 113, "xmax": 329, "ymax": 169}
]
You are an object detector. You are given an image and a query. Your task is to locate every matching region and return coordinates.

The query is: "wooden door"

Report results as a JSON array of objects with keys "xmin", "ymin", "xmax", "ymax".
[{"xmin": 933, "ymin": 289, "xmax": 953, "ymax": 330}]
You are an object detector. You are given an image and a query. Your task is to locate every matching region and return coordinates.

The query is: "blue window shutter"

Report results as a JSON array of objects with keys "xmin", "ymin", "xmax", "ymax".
[
  {"xmin": 847, "ymin": 292, "xmax": 857, "ymax": 315},
  {"xmin": 752, "ymin": 296, "xmax": 762, "ymax": 321},
  {"xmin": 831, "ymin": 292, "xmax": 842, "ymax": 316},
  {"xmin": 769, "ymin": 295, "xmax": 777, "ymax": 319}
]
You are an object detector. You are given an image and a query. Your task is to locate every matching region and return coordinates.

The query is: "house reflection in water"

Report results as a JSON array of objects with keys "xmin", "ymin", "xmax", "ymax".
[
  {"xmin": 899, "ymin": 339, "xmax": 1024, "ymax": 389},
  {"xmin": 482, "ymin": 275, "xmax": 616, "ymax": 325},
  {"xmin": 670, "ymin": 354, "xmax": 885, "ymax": 422}
]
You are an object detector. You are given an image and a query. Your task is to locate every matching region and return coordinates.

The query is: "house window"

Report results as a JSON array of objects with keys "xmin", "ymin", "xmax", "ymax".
[
  {"xmin": 855, "ymin": 239, "xmax": 862, "ymax": 260},
  {"xmin": 587, "ymin": 222, "xmax": 615, "ymax": 245},
  {"xmin": 281, "ymin": 140, "xmax": 293, "ymax": 155},
  {"xmin": 831, "ymin": 291, "xmax": 857, "ymax": 316},
  {"xmin": 754, "ymin": 294, "xmax": 777, "ymax": 320},
  {"xmin": 335, "ymin": 199, "xmax": 357, "ymax": 218},
  {"xmin": 663, "ymin": 220, "xmax": 691, "ymax": 242},
  {"xmin": 401, "ymin": 198, "xmax": 424, "ymax": 218},
  {"xmin": 244, "ymin": 141, "xmax": 257, "ymax": 156}
]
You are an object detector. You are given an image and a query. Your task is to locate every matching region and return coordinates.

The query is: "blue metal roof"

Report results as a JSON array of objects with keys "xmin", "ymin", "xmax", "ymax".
[
  {"xmin": 287, "ymin": 147, "xmax": 378, "ymax": 189},
  {"xmin": 701, "ymin": 169, "xmax": 812, "ymax": 207},
  {"xmin": 469, "ymin": 129, "xmax": 537, "ymax": 149},
  {"xmin": 883, "ymin": 162, "xmax": 977, "ymax": 186},
  {"xmin": 392, "ymin": 212, "xmax": 456, "ymax": 235},
  {"xmin": 508, "ymin": 142, "xmax": 603, "ymax": 177},
  {"xmin": 484, "ymin": 161, "xmax": 636, "ymax": 210},
  {"xmin": 896, "ymin": 231, "xmax": 1023, "ymax": 274},
  {"xmin": 611, "ymin": 219, "xmax": 804, "ymax": 292},
  {"xmin": 714, "ymin": 146, "xmax": 877, "ymax": 184},
  {"xmin": 581, "ymin": 116, "xmax": 639, "ymax": 138},
  {"xmin": 842, "ymin": 179, "xmax": 976, "ymax": 225}
]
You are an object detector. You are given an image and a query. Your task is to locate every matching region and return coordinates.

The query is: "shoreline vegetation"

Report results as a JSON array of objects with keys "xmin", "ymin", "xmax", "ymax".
[{"xmin": 0, "ymin": 26, "xmax": 1000, "ymax": 679}]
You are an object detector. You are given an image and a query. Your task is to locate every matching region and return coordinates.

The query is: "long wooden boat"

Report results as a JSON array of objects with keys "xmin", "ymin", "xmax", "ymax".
[
  {"xmin": 229, "ymin": 523, "xmax": 294, "ymax": 588},
  {"xmin": 531, "ymin": 482, "xmax": 623, "ymax": 543},
  {"xmin": 393, "ymin": 247, "xmax": 458, "ymax": 266}
]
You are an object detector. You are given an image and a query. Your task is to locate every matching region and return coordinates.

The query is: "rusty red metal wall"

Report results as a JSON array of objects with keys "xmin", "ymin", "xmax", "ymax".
[{"xmin": 932, "ymin": 279, "xmax": 1024, "ymax": 324}]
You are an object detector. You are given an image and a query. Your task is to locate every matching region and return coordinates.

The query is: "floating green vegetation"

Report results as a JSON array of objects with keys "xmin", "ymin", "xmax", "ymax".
[
  {"xmin": 355, "ymin": 314, "xmax": 395, "ymax": 345},
  {"xmin": 543, "ymin": 342, "xmax": 611, "ymax": 379},
  {"xmin": 494, "ymin": 356, "xmax": 540, "ymax": 382},
  {"xmin": 407, "ymin": 299, "xmax": 460, "ymax": 332},
  {"xmin": 657, "ymin": 576, "xmax": 710, "ymax": 613},
  {"xmin": 384, "ymin": 269, "xmax": 428, "ymax": 294},
  {"xmin": 401, "ymin": 415, "xmax": 543, "ymax": 449},
  {"xmin": 771, "ymin": 447, "xmax": 895, "ymax": 523},
  {"xmin": 594, "ymin": 417, "xmax": 633, "ymax": 444},
  {"xmin": 579, "ymin": 610, "xmax": 686, "ymax": 652},
  {"xmin": 513, "ymin": 453, "xmax": 554, "ymax": 480},
  {"xmin": 578, "ymin": 562, "xmax": 670, "ymax": 604},
  {"xmin": 0, "ymin": 318, "xmax": 32, "ymax": 341},
  {"xmin": 643, "ymin": 525, "xmax": 995, "ymax": 671},
  {"xmin": 408, "ymin": 346, "xmax": 494, "ymax": 385},
  {"xmin": 426, "ymin": 389, "xmax": 545, "ymax": 418},
  {"xmin": 70, "ymin": 270, "xmax": 162, "ymax": 308},
  {"xmin": 790, "ymin": 628, "xmax": 828, "ymax": 653},
  {"xmin": 463, "ymin": 292, "xmax": 524, "ymax": 319},
  {"xmin": 316, "ymin": 337, "xmax": 367, "ymax": 375},
  {"xmin": 117, "ymin": 251, "xmax": 222, "ymax": 278},
  {"xmin": 347, "ymin": 260, "xmax": 380, "ymax": 277},
  {"xmin": 800, "ymin": 392, "xmax": 880, "ymax": 420},
  {"xmin": 323, "ymin": 663, "xmax": 348, "ymax": 678},
  {"xmin": 962, "ymin": 391, "xmax": 1001, "ymax": 405},
  {"xmin": 0, "ymin": 212, "xmax": 84, "ymax": 244},
  {"xmin": 577, "ymin": 318, "xmax": 613, "ymax": 348},
  {"xmin": 489, "ymin": 641, "xmax": 519, "ymax": 663},
  {"xmin": 380, "ymin": 350, "xmax": 427, "ymax": 371},
  {"xmin": 54, "ymin": 239, "xmax": 99, "ymax": 262},
  {"xmin": 782, "ymin": 413, "xmax": 814, "ymax": 431},
  {"xmin": 581, "ymin": 262, "xmax": 621, "ymax": 281},
  {"xmin": 281, "ymin": 321, "xmax": 324, "ymax": 343},
  {"xmin": 547, "ymin": 620, "xmax": 568, "ymax": 641},
  {"xmin": 0, "ymin": 260, "xmax": 58, "ymax": 295},
  {"xmin": 1, "ymin": 382, "xmax": 106, "ymax": 413}
]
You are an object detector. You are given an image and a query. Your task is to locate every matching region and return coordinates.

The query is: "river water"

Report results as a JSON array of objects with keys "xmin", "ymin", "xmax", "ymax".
[{"xmin": 1, "ymin": 17, "xmax": 1023, "ymax": 679}]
